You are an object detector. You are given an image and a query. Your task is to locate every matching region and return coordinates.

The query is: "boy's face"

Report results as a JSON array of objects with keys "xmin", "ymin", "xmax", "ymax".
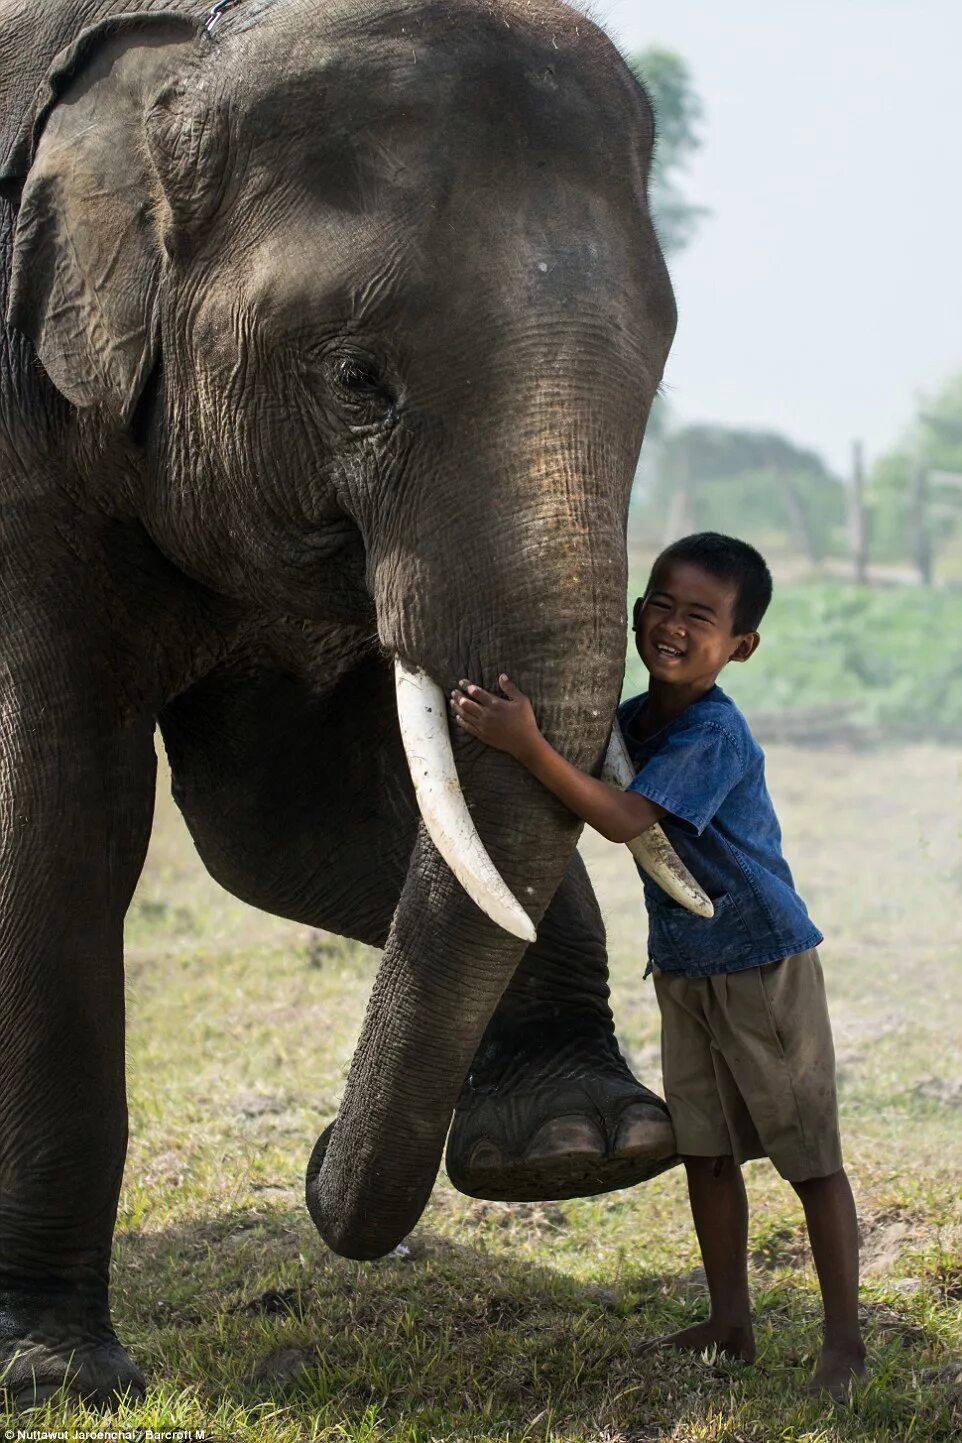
[{"xmin": 633, "ymin": 560, "xmax": 760, "ymax": 690}]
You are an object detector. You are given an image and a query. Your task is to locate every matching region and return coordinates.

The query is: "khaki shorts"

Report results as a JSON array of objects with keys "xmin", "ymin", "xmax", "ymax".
[{"xmin": 653, "ymin": 948, "xmax": 843, "ymax": 1182}]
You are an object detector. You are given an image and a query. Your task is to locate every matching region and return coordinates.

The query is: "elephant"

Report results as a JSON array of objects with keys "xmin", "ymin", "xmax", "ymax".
[{"xmin": 0, "ymin": 0, "xmax": 681, "ymax": 1409}]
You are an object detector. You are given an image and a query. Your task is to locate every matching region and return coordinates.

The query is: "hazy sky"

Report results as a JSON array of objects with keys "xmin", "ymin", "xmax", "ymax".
[{"xmin": 577, "ymin": 0, "xmax": 962, "ymax": 476}]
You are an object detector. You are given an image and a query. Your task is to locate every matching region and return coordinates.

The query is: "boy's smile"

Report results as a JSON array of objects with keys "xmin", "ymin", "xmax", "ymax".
[{"xmin": 634, "ymin": 560, "xmax": 760, "ymax": 700}]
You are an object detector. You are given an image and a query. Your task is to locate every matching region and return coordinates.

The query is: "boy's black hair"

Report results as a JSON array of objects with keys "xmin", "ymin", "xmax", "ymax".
[{"xmin": 647, "ymin": 532, "xmax": 773, "ymax": 634}]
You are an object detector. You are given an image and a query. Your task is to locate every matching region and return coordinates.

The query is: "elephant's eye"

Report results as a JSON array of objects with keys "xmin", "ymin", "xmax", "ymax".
[
  {"xmin": 335, "ymin": 357, "xmax": 383, "ymax": 395},
  {"xmin": 329, "ymin": 352, "xmax": 398, "ymax": 429}
]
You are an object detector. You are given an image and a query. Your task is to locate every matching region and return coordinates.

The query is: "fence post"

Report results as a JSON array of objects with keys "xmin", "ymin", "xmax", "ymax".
[
  {"xmin": 848, "ymin": 440, "xmax": 868, "ymax": 584},
  {"xmin": 908, "ymin": 457, "xmax": 932, "ymax": 585}
]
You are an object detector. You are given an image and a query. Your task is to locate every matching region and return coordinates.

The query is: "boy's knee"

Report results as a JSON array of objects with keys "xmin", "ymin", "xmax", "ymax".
[{"xmin": 791, "ymin": 1166, "xmax": 847, "ymax": 1196}]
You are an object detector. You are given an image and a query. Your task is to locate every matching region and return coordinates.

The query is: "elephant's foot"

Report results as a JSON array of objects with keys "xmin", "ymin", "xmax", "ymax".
[
  {"xmin": 0, "ymin": 1289, "xmax": 145, "ymax": 1413},
  {"xmin": 446, "ymin": 1073, "xmax": 679, "ymax": 1201}
]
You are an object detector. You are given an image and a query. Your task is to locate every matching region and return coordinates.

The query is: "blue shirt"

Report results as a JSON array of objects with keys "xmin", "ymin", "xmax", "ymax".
[{"xmin": 617, "ymin": 685, "xmax": 823, "ymax": 977}]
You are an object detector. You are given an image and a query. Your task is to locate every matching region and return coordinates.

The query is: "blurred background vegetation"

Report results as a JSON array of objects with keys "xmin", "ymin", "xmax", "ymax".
[{"xmin": 627, "ymin": 48, "xmax": 962, "ymax": 741}]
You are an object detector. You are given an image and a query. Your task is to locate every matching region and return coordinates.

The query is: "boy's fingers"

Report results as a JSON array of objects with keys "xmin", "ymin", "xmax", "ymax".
[
  {"xmin": 455, "ymin": 681, "xmax": 495, "ymax": 707},
  {"xmin": 452, "ymin": 695, "xmax": 485, "ymax": 720},
  {"xmin": 498, "ymin": 674, "xmax": 524, "ymax": 701}
]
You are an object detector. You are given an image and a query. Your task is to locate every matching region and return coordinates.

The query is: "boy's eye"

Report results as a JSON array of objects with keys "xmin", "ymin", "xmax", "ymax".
[
  {"xmin": 689, "ymin": 613, "xmax": 714, "ymax": 626},
  {"xmin": 647, "ymin": 598, "xmax": 670, "ymax": 610}
]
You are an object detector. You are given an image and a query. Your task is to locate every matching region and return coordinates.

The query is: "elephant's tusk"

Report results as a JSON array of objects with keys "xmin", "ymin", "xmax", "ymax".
[
  {"xmin": 394, "ymin": 660, "xmax": 537, "ymax": 943},
  {"xmin": 602, "ymin": 722, "xmax": 715, "ymax": 919}
]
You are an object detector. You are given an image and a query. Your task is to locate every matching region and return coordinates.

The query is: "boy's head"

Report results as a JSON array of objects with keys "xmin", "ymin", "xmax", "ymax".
[{"xmin": 633, "ymin": 533, "xmax": 772, "ymax": 690}]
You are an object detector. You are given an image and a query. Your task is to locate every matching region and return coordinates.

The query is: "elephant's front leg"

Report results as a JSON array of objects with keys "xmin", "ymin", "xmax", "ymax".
[
  {"xmin": 446, "ymin": 850, "xmax": 678, "ymax": 1200},
  {"xmin": 0, "ymin": 619, "xmax": 155, "ymax": 1410}
]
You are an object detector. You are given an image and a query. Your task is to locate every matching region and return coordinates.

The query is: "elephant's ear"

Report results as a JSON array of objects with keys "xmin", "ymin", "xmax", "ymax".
[{"xmin": 6, "ymin": 13, "xmax": 217, "ymax": 424}]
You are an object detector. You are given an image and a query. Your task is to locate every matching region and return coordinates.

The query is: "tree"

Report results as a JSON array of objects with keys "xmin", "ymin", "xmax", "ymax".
[
  {"xmin": 629, "ymin": 48, "xmax": 708, "ymax": 257},
  {"xmin": 637, "ymin": 424, "xmax": 845, "ymax": 561}
]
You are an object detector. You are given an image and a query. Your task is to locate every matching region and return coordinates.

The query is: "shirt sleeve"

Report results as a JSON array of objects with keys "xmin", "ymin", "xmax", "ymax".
[{"xmin": 626, "ymin": 722, "xmax": 748, "ymax": 836}]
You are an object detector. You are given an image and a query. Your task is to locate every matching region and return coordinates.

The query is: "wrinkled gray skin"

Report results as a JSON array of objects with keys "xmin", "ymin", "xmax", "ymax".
[{"xmin": 0, "ymin": 0, "xmax": 676, "ymax": 1408}]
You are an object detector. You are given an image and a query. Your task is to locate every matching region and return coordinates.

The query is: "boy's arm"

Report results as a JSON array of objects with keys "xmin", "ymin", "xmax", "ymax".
[{"xmin": 450, "ymin": 676, "xmax": 666, "ymax": 845}]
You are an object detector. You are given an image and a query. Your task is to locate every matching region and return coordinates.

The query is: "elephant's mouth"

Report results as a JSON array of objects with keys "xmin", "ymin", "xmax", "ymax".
[{"xmin": 393, "ymin": 659, "xmax": 711, "ymax": 933}]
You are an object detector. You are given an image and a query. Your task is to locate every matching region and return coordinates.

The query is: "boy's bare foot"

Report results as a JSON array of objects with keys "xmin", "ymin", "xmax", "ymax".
[
  {"xmin": 805, "ymin": 1341, "xmax": 867, "ymax": 1400},
  {"xmin": 643, "ymin": 1318, "xmax": 756, "ymax": 1362}
]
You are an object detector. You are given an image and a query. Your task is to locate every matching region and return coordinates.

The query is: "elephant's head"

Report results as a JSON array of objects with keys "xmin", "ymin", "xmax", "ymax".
[{"xmin": 6, "ymin": 0, "xmax": 676, "ymax": 1257}]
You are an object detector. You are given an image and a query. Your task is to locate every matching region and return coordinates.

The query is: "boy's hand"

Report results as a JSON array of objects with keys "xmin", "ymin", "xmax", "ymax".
[
  {"xmin": 452, "ymin": 674, "xmax": 667, "ymax": 842},
  {"xmin": 450, "ymin": 675, "xmax": 542, "ymax": 763}
]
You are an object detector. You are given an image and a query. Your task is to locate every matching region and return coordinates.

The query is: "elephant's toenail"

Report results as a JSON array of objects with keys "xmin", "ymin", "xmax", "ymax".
[
  {"xmin": 611, "ymin": 1106, "xmax": 676, "ymax": 1161},
  {"xmin": 526, "ymin": 1115, "xmax": 605, "ymax": 1162},
  {"xmin": 465, "ymin": 1140, "xmax": 505, "ymax": 1172}
]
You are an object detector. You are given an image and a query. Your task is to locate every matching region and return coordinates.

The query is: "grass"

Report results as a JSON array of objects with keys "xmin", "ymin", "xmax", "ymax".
[
  {"xmin": 6, "ymin": 740, "xmax": 962, "ymax": 1440},
  {"xmin": 623, "ymin": 578, "xmax": 962, "ymax": 740}
]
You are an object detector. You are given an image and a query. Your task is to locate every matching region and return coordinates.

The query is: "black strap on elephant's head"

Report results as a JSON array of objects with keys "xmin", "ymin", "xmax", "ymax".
[
  {"xmin": 206, "ymin": 0, "xmax": 280, "ymax": 41},
  {"xmin": 206, "ymin": 0, "xmax": 245, "ymax": 32}
]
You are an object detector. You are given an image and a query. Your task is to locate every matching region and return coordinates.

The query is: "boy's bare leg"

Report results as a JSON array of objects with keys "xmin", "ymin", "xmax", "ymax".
[
  {"xmin": 646, "ymin": 1155, "xmax": 755, "ymax": 1361},
  {"xmin": 792, "ymin": 1169, "xmax": 867, "ymax": 1398}
]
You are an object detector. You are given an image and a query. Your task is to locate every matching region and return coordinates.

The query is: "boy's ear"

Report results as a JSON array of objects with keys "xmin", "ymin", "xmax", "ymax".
[
  {"xmin": 632, "ymin": 595, "xmax": 645, "ymax": 630},
  {"xmin": 729, "ymin": 633, "xmax": 761, "ymax": 664}
]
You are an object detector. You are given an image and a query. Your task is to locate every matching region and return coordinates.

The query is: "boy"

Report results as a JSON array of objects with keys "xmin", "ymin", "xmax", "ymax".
[{"xmin": 450, "ymin": 532, "xmax": 866, "ymax": 1399}]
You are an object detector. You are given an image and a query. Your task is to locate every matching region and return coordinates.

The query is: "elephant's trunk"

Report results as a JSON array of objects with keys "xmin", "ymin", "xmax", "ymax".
[
  {"xmin": 309, "ymin": 642, "xmax": 625, "ymax": 1248},
  {"xmin": 306, "ymin": 746, "xmax": 606, "ymax": 1258},
  {"xmin": 306, "ymin": 396, "xmax": 640, "ymax": 1258}
]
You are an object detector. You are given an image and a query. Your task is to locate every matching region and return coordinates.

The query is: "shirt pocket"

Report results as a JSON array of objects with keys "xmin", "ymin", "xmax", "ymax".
[{"xmin": 654, "ymin": 891, "xmax": 755, "ymax": 969}]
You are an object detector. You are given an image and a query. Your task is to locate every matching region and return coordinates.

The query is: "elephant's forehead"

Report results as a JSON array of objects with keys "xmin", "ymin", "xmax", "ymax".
[
  {"xmin": 231, "ymin": 179, "xmax": 650, "ymax": 359},
  {"xmin": 217, "ymin": 39, "xmax": 653, "ymax": 312}
]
